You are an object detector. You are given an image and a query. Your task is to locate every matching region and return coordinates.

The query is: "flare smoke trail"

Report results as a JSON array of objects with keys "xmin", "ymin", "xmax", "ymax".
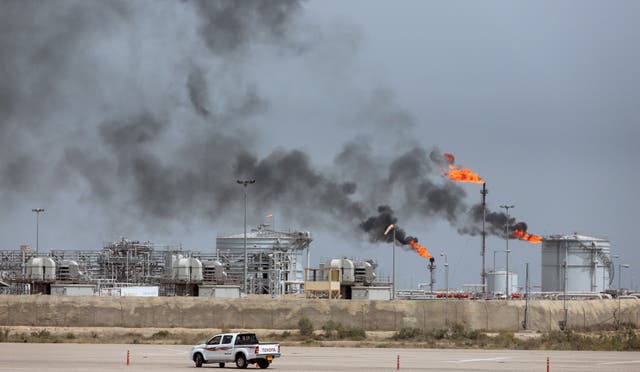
[
  {"xmin": 360, "ymin": 205, "xmax": 433, "ymax": 259},
  {"xmin": 0, "ymin": 0, "xmax": 533, "ymax": 248}
]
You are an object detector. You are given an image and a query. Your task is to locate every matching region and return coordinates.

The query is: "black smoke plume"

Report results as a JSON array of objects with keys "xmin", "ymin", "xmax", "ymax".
[
  {"xmin": 0, "ymin": 1, "xmax": 504, "ymax": 248},
  {"xmin": 457, "ymin": 204, "xmax": 536, "ymax": 239},
  {"xmin": 359, "ymin": 206, "xmax": 418, "ymax": 245}
]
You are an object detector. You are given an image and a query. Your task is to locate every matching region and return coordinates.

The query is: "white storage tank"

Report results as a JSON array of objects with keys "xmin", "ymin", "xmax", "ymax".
[
  {"xmin": 26, "ymin": 257, "xmax": 56, "ymax": 281},
  {"xmin": 487, "ymin": 270, "xmax": 518, "ymax": 295},
  {"xmin": 329, "ymin": 258, "xmax": 355, "ymax": 284},
  {"xmin": 171, "ymin": 255, "xmax": 202, "ymax": 281},
  {"xmin": 541, "ymin": 234, "xmax": 612, "ymax": 292},
  {"xmin": 189, "ymin": 257, "xmax": 203, "ymax": 281}
]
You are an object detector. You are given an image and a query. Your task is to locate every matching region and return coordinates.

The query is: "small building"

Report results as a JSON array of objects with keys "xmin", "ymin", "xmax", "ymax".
[
  {"xmin": 351, "ymin": 286, "xmax": 391, "ymax": 300},
  {"xmin": 50, "ymin": 284, "xmax": 96, "ymax": 296},
  {"xmin": 198, "ymin": 285, "xmax": 241, "ymax": 298}
]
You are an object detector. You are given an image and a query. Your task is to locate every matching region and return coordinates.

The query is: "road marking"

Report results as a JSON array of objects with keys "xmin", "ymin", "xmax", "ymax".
[
  {"xmin": 600, "ymin": 360, "xmax": 640, "ymax": 365},
  {"xmin": 446, "ymin": 356, "xmax": 512, "ymax": 363}
]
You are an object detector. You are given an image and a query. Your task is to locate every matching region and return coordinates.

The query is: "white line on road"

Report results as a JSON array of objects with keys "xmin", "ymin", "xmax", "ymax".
[
  {"xmin": 600, "ymin": 360, "xmax": 640, "ymax": 365},
  {"xmin": 446, "ymin": 356, "xmax": 512, "ymax": 363}
]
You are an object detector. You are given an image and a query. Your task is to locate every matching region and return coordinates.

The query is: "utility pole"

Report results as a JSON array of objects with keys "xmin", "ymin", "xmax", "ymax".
[
  {"xmin": 481, "ymin": 183, "xmax": 488, "ymax": 294},
  {"xmin": 499, "ymin": 204, "xmax": 514, "ymax": 298},
  {"xmin": 31, "ymin": 208, "xmax": 45, "ymax": 256},
  {"xmin": 237, "ymin": 180, "xmax": 255, "ymax": 294}
]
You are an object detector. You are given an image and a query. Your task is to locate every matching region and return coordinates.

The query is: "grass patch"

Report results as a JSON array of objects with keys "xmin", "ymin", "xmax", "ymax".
[
  {"xmin": 390, "ymin": 324, "xmax": 640, "ymax": 351},
  {"xmin": 298, "ymin": 317, "xmax": 314, "ymax": 337},
  {"xmin": 321, "ymin": 321, "xmax": 367, "ymax": 341}
]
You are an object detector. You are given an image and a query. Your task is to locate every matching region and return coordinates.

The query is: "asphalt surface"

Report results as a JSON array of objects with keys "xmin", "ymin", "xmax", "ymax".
[{"xmin": 1, "ymin": 343, "xmax": 639, "ymax": 371}]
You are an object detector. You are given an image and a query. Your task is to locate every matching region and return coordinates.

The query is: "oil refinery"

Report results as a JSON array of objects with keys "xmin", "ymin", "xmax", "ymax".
[{"xmin": 0, "ymin": 220, "xmax": 631, "ymax": 302}]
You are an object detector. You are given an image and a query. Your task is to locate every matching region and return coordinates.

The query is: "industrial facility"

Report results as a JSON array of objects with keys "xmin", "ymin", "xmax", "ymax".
[
  {"xmin": 0, "ymin": 224, "xmax": 390, "ymax": 298},
  {"xmin": 0, "ymin": 219, "xmax": 630, "ymax": 301}
]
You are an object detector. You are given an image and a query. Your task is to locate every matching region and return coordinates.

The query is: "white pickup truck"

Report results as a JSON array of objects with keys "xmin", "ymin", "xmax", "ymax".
[{"xmin": 191, "ymin": 332, "xmax": 281, "ymax": 369}]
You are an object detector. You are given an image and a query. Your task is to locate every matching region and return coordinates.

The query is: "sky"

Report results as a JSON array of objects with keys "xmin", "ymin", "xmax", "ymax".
[{"xmin": 1, "ymin": 0, "xmax": 638, "ymax": 291}]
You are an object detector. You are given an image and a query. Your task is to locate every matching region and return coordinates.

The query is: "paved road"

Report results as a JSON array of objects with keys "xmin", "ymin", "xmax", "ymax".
[{"xmin": 1, "ymin": 343, "xmax": 639, "ymax": 371}]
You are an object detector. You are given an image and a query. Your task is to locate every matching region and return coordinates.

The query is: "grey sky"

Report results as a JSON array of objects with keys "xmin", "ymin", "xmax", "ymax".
[{"xmin": 1, "ymin": 0, "xmax": 638, "ymax": 290}]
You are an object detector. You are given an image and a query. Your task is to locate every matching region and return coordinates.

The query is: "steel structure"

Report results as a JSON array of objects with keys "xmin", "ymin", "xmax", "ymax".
[{"xmin": 216, "ymin": 226, "xmax": 312, "ymax": 295}]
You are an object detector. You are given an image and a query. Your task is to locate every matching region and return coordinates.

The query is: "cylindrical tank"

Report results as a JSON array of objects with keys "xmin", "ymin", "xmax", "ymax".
[
  {"xmin": 189, "ymin": 257, "xmax": 203, "ymax": 281},
  {"xmin": 329, "ymin": 258, "xmax": 354, "ymax": 284},
  {"xmin": 171, "ymin": 255, "xmax": 203, "ymax": 281},
  {"xmin": 541, "ymin": 234, "xmax": 612, "ymax": 292},
  {"xmin": 25, "ymin": 257, "xmax": 56, "ymax": 281},
  {"xmin": 26, "ymin": 257, "xmax": 44, "ymax": 280},
  {"xmin": 487, "ymin": 270, "xmax": 518, "ymax": 295}
]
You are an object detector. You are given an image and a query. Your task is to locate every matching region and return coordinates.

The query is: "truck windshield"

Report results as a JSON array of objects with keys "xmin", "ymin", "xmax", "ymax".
[
  {"xmin": 235, "ymin": 333, "xmax": 258, "ymax": 345},
  {"xmin": 207, "ymin": 335, "xmax": 221, "ymax": 345}
]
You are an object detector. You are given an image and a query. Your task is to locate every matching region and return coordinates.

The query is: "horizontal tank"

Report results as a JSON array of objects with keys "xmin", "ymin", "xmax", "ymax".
[
  {"xmin": 329, "ymin": 258, "xmax": 355, "ymax": 284},
  {"xmin": 541, "ymin": 234, "xmax": 612, "ymax": 292},
  {"xmin": 172, "ymin": 256, "xmax": 202, "ymax": 281},
  {"xmin": 26, "ymin": 257, "xmax": 56, "ymax": 281}
]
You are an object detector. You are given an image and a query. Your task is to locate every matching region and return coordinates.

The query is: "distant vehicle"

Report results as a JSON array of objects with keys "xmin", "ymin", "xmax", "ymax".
[{"xmin": 191, "ymin": 332, "xmax": 281, "ymax": 369}]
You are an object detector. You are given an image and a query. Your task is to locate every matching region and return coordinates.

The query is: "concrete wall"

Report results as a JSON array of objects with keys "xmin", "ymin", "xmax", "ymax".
[{"xmin": 0, "ymin": 295, "xmax": 638, "ymax": 331}]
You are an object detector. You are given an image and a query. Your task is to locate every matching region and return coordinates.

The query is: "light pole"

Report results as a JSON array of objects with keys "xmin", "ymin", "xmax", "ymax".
[
  {"xmin": 237, "ymin": 180, "xmax": 255, "ymax": 294},
  {"xmin": 500, "ymin": 205, "xmax": 514, "ymax": 298},
  {"xmin": 492, "ymin": 249, "xmax": 510, "ymax": 272},
  {"xmin": 619, "ymin": 263, "xmax": 630, "ymax": 291},
  {"xmin": 441, "ymin": 252, "xmax": 449, "ymax": 297},
  {"xmin": 618, "ymin": 263, "xmax": 630, "ymax": 328},
  {"xmin": 384, "ymin": 224, "xmax": 395, "ymax": 300},
  {"xmin": 31, "ymin": 208, "xmax": 45, "ymax": 256}
]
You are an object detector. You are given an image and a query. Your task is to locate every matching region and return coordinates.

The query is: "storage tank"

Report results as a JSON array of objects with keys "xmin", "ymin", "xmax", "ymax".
[
  {"xmin": 189, "ymin": 257, "xmax": 203, "ymax": 281},
  {"xmin": 541, "ymin": 234, "xmax": 612, "ymax": 292},
  {"xmin": 171, "ymin": 256, "xmax": 202, "ymax": 281},
  {"xmin": 487, "ymin": 270, "xmax": 518, "ymax": 295},
  {"xmin": 328, "ymin": 258, "xmax": 355, "ymax": 284},
  {"xmin": 25, "ymin": 257, "xmax": 56, "ymax": 281},
  {"xmin": 26, "ymin": 257, "xmax": 44, "ymax": 280}
]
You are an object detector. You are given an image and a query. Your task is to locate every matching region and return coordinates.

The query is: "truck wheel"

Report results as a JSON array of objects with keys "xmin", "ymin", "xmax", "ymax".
[
  {"xmin": 194, "ymin": 353, "xmax": 204, "ymax": 368},
  {"xmin": 235, "ymin": 354, "xmax": 248, "ymax": 369},
  {"xmin": 219, "ymin": 362, "xmax": 225, "ymax": 368},
  {"xmin": 257, "ymin": 359, "xmax": 270, "ymax": 369}
]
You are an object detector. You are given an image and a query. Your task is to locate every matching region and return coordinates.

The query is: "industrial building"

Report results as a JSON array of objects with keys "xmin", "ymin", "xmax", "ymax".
[{"xmin": 215, "ymin": 225, "xmax": 312, "ymax": 295}]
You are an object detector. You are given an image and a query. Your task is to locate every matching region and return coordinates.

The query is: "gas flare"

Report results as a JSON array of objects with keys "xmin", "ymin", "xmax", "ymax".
[
  {"xmin": 408, "ymin": 239, "xmax": 433, "ymax": 259},
  {"xmin": 443, "ymin": 152, "xmax": 484, "ymax": 184},
  {"xmin": 513, "ymin": 222, "xmax": 542, "ymax": 243}
]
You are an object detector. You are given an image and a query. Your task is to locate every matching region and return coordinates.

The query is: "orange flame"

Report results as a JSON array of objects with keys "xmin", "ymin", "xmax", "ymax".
[
  {"xmin": 443, "ymin": 152, "xmax": 484, "ymax": 184},
  {"xmin": 513, "ymin": 229, "xmax": 542, "ymax": 244},
  {"xmin": 408, "ymin": 239, "xmax": 433, "ymax": 259}
]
